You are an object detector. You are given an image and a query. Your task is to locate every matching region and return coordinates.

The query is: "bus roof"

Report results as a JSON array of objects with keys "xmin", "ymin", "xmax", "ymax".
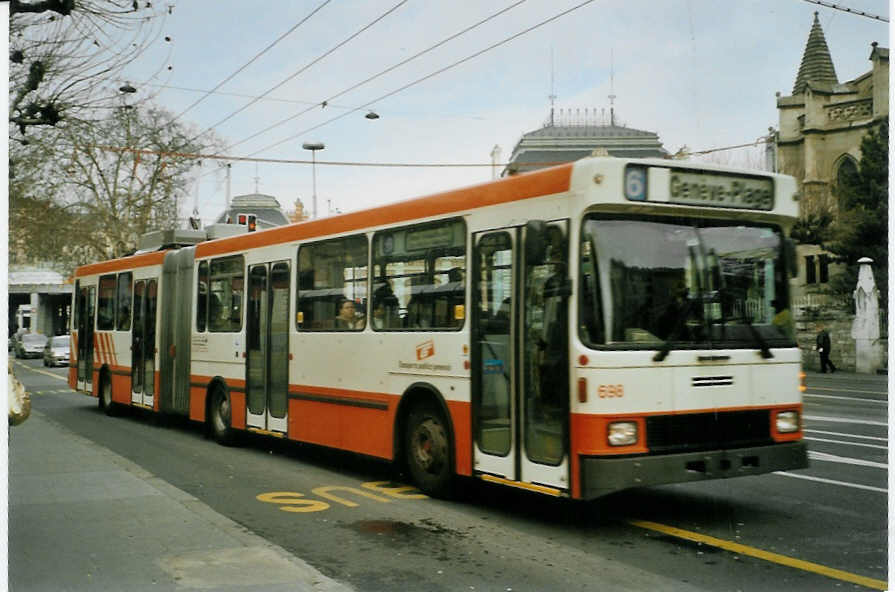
[{"xmin": 74, "ymin": 157, "xmax": 797, "ymax": 276}]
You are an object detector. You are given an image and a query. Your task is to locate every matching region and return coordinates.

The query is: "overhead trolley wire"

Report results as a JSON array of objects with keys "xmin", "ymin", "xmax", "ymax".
[
  {"xmin": 194, "ymin": 0, "xmax": 408, "ymax": 141},
  {"xmin": 228, "ymin": 0, "xmax": 528, "ymax": 151},
  {"xmin": 801, "ymin": 0, "xmax": 888, "ymax": 22},
  {"xmin": 91, "ymin": 144, "xmax": 521, "ymax": 167},
  {"xmin": 133, "ymin": 82, "xmax": 355, "ymax": 110},
  {"xmin": 171, "ymin": 0, "xmax": 333, "ymax": 123},
  {"xmin": 248, "ymin": 0, "xmax": 597, "ymax": 157}
]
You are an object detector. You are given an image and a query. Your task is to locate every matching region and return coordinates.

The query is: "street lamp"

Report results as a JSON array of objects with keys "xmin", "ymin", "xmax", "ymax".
[{"xmin": 302, "ymin": 141, "xmax": 325, "ymax": 219}]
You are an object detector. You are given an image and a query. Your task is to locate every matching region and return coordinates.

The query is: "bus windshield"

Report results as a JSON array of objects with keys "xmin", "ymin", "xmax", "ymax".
[{"xmin": 579, "ymin": 215, "xmax": 794, "ymax": 350}]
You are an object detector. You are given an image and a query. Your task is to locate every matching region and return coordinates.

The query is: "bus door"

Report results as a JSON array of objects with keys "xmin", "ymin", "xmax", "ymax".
[
  {"xmin": 131, "ymin": 279, "xmax": 158, "ymax": 407},
  {"xmin": 77, "ymin": 285, "xmax": 96, "ymax": 393},
  {"xmin": 245, "ymin": 261, "xmax": 290, "ymax": 434},
  {"xmin": 471, "ymin": 221, "xmax": 570, "ymax": 492}
]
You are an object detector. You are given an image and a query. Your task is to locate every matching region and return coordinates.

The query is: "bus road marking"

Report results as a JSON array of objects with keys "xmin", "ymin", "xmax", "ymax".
[
  {"xmin": 804, "ymin": 429, "xmax": 887, "ymax": 442},
  {"xmin": 774, "ymin": 471, "xmax": 887, "ymax": 494},
  {"xmin": 804, "ymin": 393, "xmax": 887, "ymax": 404},
  {"xmin": 806, "ymin": 386, "xmax": 887, "ymax": 396},
  {"xmin": 257, "ymin": 481, "xmax": 427, "ymax": 513},
  {"xmin": 804, "ymin": 415, "xmax": 887, "ymax": 427},
  {"xmin": 808, "ymin": 451, "xmax": 887, "ymax": 469},
  {"xmin": 629, "ymin": 519, "xmax": 887, "ymax": 590},
  {"xmin": 13, "ymin": 361, "xmax": 68, "ymax": 382},
  {"xmin": 803, "ymin": 436, "xmax": 888, "ymax": 450}
]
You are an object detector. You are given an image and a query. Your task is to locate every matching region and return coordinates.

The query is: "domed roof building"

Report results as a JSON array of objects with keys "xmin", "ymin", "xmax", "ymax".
[
  {"xmin": 503, "ymin": 108, "xmax": 668, "ymax": 176},
  {"xmin": 214, "ymin": 193, "xmax": 290, "ymax": 230}
]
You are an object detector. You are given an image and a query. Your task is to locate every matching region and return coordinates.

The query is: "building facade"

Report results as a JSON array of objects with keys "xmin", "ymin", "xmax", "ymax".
[
  {"xmin": 775, "ymin": 13, "xmax": 888, "ymax": 372},
  {"xmin": 214, "ymin": 193, "xmax": 290, "ymax": 230},
  {"xmin": 776, "ymin": 13, "xmax": 888, "ymax": 220},
  {"xmin": 503, "ymin": 108, "xmax": 667, "ymax": 176}
]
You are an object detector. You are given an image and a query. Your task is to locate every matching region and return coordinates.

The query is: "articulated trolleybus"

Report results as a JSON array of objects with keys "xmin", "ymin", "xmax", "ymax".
[{"xmin": 70, "ymin": 157, "xmax": 808, "ymax": 500}]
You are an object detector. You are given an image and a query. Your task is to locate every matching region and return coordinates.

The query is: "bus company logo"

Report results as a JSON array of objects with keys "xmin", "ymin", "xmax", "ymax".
[{"xmin": 416, "ymin": 340, "xmax": 435, "ymax": 361}]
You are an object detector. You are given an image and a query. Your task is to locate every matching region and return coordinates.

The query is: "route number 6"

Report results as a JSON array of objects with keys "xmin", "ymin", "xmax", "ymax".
[{"xmin": 624, "ymin": 166, "xmax": 647, "ymax": 201}]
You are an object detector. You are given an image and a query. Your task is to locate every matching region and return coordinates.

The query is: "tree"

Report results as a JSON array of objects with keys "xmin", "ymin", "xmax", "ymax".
[
  {"xmin": 9, "ymin": 104, "xmax": 217, "ymax": 271},
  {"xmin": 9, "ymin": 0, "xmax": 167, "ymax": 139},
  {"xmin": 826, "ymin": 118, "xmax": 888, "ymax": 308}
]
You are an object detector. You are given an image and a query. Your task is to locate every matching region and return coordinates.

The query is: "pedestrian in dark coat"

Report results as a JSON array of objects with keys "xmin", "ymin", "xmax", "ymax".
[{"xmin": 815, "ymin": 324, "xmax": 836, "ymax": 373}]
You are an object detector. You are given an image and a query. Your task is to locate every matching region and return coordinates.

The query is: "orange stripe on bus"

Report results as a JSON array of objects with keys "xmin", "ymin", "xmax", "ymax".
[
  {"xmin": 579, "ymin": 402, "xmax": 804, "ymax": 418},
  {"xmin": 570, "ymin": 404, "xmax": 805, "ymax": 457},
  {"xmin": 287, "ymin": 383, "xmax": 392, "ymax": 407},
  {"xmin": 75, "ymin": 250, "xmax": 166, "ymax": 277},
  {"xmin": 194, "ymin": 164, "xmax": 573, "ymax": 259},
  {"xmin": 93, "ymin": 334, "xmax": 103, "ymax": 365}
]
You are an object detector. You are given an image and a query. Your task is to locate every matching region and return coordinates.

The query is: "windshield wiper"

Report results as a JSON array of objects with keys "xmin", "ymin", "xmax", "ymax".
[
  {"xmin": 653, "ymin": 298, "xmax": 698, "ymax": 362},
  {"xmin": 730, "ymin": 314, "xmax": 774, "ymax": 359}
]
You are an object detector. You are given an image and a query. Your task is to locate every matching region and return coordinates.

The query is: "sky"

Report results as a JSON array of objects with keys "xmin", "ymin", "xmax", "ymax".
[{"xmin": 110, "ymin": 0, "xmax": 890, "ymax": 225}]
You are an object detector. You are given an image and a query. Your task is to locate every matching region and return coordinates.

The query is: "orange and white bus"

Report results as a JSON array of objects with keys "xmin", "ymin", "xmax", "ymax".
[{"xmin": 69, "ymin": 157, "xmax": 809, "ymax": 499}]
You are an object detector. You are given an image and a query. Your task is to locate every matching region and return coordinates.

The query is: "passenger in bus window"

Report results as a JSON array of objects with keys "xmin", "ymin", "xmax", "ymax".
[{"xmin": 335, "ymin": 298, "xmax": 363, "ymax": 330}]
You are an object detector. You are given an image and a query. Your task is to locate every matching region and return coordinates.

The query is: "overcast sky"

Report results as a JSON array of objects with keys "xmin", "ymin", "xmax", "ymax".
[{"xmin": 114, "ymin": 0, "xmax": 889, "ymax": 224}]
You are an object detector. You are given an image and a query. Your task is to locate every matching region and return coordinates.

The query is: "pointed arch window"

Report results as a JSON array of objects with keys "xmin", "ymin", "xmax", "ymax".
[{"xmin": 836, "ymin": 155, "xmax": 859, "ymax": 190}]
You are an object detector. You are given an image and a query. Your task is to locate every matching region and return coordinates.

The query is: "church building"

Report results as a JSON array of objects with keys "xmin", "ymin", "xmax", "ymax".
[{"xmin": 775, "ymin": 12, "xmax": 888, "ymax": 299}]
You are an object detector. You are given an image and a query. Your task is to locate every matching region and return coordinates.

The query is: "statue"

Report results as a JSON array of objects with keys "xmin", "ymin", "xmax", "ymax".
[{"xmin": 851, "ymin": 257, "xmax": 881, "ymax": 373}]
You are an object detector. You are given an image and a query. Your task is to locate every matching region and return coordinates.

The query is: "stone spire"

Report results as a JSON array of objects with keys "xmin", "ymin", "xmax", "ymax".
[{"xmin": 793, "ymin": 12, "xmax": 838, "ymax": 94}]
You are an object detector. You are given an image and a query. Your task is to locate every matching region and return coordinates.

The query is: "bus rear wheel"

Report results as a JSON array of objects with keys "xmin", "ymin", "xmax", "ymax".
[
  {"xmin": 405, "ymin": 403, "xmax": 452, "ymax": 498},
  {"xmin": 209, "ymin": 387, "xmax": 236, "ymax": 446},
  {"xmin": 99, "ymin": 374, "xmax": 116, "ymax": 416}
]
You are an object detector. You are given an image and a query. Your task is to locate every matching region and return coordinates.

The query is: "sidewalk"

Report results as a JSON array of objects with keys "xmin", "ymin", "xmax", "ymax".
[{"xmin": 9, "ymin": 411, "xmax": 353, "ymax": 592}]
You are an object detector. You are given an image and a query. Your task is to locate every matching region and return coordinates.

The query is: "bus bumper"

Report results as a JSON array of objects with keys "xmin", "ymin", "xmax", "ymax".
[{"xmin": 579, "ymin": 441, "xmax": 809, "ymax": 500}]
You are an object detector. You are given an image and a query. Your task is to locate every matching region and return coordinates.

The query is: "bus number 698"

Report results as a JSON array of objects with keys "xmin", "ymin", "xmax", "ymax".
[{"xmin": 598, "ymin": 384, "xmax": 624, "ymax": 398}]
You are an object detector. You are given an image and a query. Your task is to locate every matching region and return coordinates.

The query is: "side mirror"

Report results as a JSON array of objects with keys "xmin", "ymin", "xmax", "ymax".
[{"xmin": 525, "ymin": 220, "xmax": 548, "ymax": 265}]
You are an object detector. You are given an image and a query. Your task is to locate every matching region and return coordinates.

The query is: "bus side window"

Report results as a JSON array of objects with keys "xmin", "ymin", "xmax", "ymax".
[
  {"xmin": 97, "ymin": 274, "xmax": 117, "ymax": 330},
  {"xmin": 208, "ymin": 255, "xmax": 244, "ymax": 333},
  {"xmin": 197, "ymin": 260, "xmax": 208, "ymax": 332},
  {"xmin": 116, "ymin": 272, "xmax": 133, "ymax": 331},
  {"xmin": 372, "ymin": 218, "xmax": 466, "ymax": 331},
  {"xmin": 297, "ymin": 235, "xmax": 368, "ymax": 332}
]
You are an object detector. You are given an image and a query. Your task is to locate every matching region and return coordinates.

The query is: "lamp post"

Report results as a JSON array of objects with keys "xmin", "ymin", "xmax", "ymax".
[{"xmin": 302, "ymin": 141, "xmax": 325, "ymax": 218}]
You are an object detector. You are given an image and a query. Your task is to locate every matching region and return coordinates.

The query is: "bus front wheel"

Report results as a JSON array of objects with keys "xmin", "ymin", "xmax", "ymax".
[
  {"xmin": 405, "ymin": 403, "xmax": 452, "ymax": 497},
  {"xmin": 209, "ymin": 387, "xmax": 236, "ymax": 446}
]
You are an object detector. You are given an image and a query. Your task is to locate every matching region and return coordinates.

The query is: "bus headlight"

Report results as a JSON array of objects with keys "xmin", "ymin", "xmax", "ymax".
[
  {"xmin": 608, "ymin": 421, "xmax": 638, "ymax": 446},
  {"xmin": 776, "ymin": 411, "xmax": 800, "ymax": 433}
]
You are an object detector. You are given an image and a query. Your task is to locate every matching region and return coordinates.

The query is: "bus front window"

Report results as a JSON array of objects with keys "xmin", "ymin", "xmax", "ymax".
[{"xmin": 580, "ymin": 216, "xmax": 794, "ymax": 350}]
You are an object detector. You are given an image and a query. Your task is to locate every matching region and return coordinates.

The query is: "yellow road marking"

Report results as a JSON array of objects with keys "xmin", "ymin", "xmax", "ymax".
[
  {"xmin": 13, "ymin": 362, "xmax": 67, "ymax": 382},
  {"xmin": 246, "ymin": 427, "xmax": 286, "ymax": 438},
  {"xmin": 629, "ymin": 519, "xmax": 887, "ymax": 590},
  {"xmin": 479, "ymin": 473, "xmax": 563, "ymax": 497}
]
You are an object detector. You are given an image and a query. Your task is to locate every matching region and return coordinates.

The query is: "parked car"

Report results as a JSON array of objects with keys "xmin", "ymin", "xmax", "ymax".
[
  {"xmin": 15, "ymin": 333, "xmax": 48, "ymax": 359},
  {"xmin": 43, "ymin": 335, "xmax": 71, "ymax": 367}
]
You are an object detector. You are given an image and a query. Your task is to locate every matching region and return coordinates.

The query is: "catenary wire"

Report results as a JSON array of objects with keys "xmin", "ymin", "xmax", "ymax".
[
  {"xmin": 800, "ymin": 0, "xmax": 888, "ymax": 22},
  {"xmin": 227, "ymin": 0, "xmax": 528, "ymax": 151},
  {"xmin": 192, "ymin": 0, "xmax": 408, "ymax": 141},
  {"xmin": 94, "ymin": 138, "xmax": 768, "ymax": 169},
  {"xmin": 171, "ymin": 0, "xmax": 332, "ymax": 123},
  {"xmin": 248, "ymin": 0, "xmax": 597, "ymax": 157}
]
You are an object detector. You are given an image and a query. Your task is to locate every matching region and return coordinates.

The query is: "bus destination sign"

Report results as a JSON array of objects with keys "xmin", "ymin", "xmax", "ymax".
[{"xmin": 669, "ymin": 171, "xmax": 774, "ymax": 210}]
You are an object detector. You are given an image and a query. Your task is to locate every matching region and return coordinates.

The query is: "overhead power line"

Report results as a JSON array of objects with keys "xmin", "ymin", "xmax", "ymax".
[
  {"xmin": 801, "ymin": 0, "xmax": 889, "ymax": 22},
  {"xmin": 95, "ymin": 138, "xmax": 773, "ymax": 170},
  {"xmin": 132, "ymin": 82, "xmax": 355, "ymax": 110},
  {"xmin": 93, "ymin": 143, "xmax": 528, "ymax": 167},
  {"xmin": 249, "ymin": 0, "xmax": 598, "ymax": 157},
  {"xmin": 195, "ymin": 0, "xmax": 408, "ymax": 140},
  {"xmin": 228, "ymin": 0, "xmax": 528, "ymax": 151},
  {"xmin": 171, "ymin": 0, "xmax": 333, "ymax": 123}
]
